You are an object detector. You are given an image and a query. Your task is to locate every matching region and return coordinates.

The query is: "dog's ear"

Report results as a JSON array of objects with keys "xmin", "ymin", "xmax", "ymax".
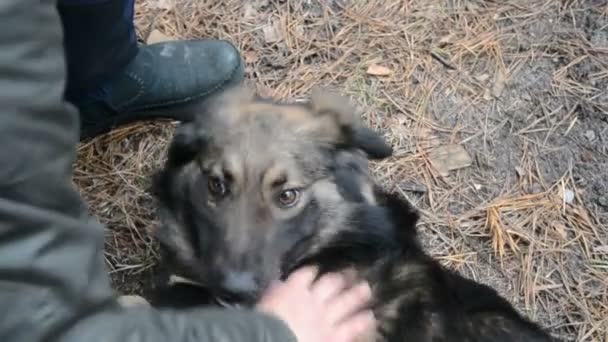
[
  {"xmin": 303, "ymin": 87, "xmax": 393, "ymax": 159},
  {"xmin": 166, "ymin": 121, "xmax": 211, "ymax": 168}
]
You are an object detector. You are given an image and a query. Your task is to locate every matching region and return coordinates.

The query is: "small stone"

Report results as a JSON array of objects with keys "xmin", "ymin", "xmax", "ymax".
[
  {"xmin": 528, "ymin": 183, "xmax": 543, "ymax": 194},
  {"xmin": 598, "ymin": 195, "xmax": 608, "ymax": 208},
  {"xmin": 465, "ymin": 2, "xmax": 480, "ymax": 10},
  {"xmin": 563, "ymin": 189, "xmax": 575, "ymax": 204},
  {"xmin": 400, "ymin": 181, "xmax": 427, "ymax": 193},
  {"xmin": 483, "ymin": 88, "xmax": 492, "ymax": 101},
  {"xmin": 574, "ymin": 176, "xmax": 588, "ymax": 188},
  {"xmin": 581, "ymin": 151, "xmax": 594, "ymax": 162},
  {"xmin": 585, "ymin": 130, "xmax": 596, "ymax": 142},
  {"xmin": 475, "ymin": 74, "xmax": 490, "ymax": 82}
]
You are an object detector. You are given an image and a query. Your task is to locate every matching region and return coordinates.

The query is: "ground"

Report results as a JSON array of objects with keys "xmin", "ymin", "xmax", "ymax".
[{"xmin": 73, "ymin": 1, "xmax": 607, "ymax": 341}]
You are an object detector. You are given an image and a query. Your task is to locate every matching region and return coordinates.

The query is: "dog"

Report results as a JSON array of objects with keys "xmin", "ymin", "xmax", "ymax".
[{"xmin": 148, "ymin": 85, "xmax": 557, "ymax": 341}]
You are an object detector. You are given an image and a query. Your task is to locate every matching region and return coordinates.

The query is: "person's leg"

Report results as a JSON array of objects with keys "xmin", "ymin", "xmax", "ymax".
[
  {"xmin": 57, "ymin": 0, "xmax": 244, "ymax": 140},
  {"xmin": 58, "ymin": 0, "xmax": 139, "ymax": 103}
]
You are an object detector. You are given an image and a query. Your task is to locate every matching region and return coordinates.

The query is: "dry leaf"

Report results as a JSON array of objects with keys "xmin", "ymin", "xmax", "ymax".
[
  {"xmin": 483, "ymin": 88, "xmax": 492, "ymax": 101},
  {"xmin": 366, "ymin": 64, "xmax": 393, "ymax": 76},
  {"xmin": 428, "ymin": 144, "xmax": 473, "ymax": 177},
  {"xmin": 256, "ymin": 84, "xmax": 274, "ymax": 98},
  {"xmin": 146, "ymin": 29, "xmax": 176, "ymax": 44},
  {"xmin": 295, "ymin": 24, "xmax": 305, "ymax": 36},
  {"xmin": 263, "ymin": 21, "xmax": 282, "ymax": 43},
  {"xmin": 492, "ymin": 71, "xmax": 507, "ymax": 98},
  {"xmin": 243, "ymin": 51, "xmax": 259, "ymax": 64},
  {"xmin": 439, "ymin": 33, "xmax": 456, "ymax": 45},
  {"xmin": 552, "ymin": 223, "xmax": 568, "ymax": 241},
  {"xmin": 150, "ymin": 0, "xmax": 172, "ymax": 10},
  {"xmin": 243, "ymin": 3, "xmax": 258, "ymax": 20},
  {"xmin": 254, "ymin": 0, "xmax": 270, "ymax": 8},
  {"xmin": 593, "ymin": 245, "xmax": 608, "ymax": 254}
]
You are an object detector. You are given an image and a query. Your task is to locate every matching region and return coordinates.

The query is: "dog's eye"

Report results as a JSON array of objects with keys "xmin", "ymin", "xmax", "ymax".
[
  {"xmin": 208, "ymin": 176, "xmax": 228, "ymax": 197},
  {"xmin": 277, "ymin": 189, "xmax": 300, "ymax": 208}
]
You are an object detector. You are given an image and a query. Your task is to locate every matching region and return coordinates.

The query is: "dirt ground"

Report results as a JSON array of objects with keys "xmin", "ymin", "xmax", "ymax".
[{"xmin": 74, "ymin": 1, "xmax": 607, "ymax": 341}]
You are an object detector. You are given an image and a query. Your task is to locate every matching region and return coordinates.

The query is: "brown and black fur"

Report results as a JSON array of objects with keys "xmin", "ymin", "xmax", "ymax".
[{"xmin": 148, "ymin": 85, "xmax": 558, "ymax": 341}]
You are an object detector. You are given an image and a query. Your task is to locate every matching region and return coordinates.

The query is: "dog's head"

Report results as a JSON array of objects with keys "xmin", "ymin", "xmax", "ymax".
[{"xmin": 153, "ymin": 85, "xmax": 395, "ymax": 302}]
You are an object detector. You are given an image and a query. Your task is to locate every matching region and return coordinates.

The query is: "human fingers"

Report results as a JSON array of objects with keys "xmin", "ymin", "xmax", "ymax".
[
  {"xmin": 310, "ymin": 272, "xmax": 347, "ymax": 304},
  {"xmin": 329, "ymin": 310, "xmax": 376, "ymax": 342},
  {"xmin": 325, "ymin": 281, "xmax": 373, "ymax": 325},
  {"xmin": 286, "ymin": 266, "xmax": 318, "ymax": 286}
]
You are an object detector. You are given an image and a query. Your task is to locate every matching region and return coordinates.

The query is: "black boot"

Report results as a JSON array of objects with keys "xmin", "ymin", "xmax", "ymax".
[
  {"xmin": 75, "ymin": 39, "xmax": 244, "ymax": 140},
  {"xmin": 57, "ymin": 0, "xmax": 244, "ymax": 140}
]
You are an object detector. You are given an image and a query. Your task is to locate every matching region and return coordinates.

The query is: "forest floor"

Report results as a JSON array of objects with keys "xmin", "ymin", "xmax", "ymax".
[{"xmin": 74, "ymin": 1, "xmax": 607, "ymax": 340}]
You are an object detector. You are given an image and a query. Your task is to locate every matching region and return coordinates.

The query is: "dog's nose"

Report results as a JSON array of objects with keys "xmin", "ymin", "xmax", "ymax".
[{"xmin": 222, "ymin": 270, "xmax": 257, "ymax": 293}]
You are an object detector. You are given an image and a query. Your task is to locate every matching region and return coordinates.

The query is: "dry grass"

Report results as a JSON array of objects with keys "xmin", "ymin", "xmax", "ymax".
[{"xmin": 74, "ymin": 0, "xmax": 607, "ymax": 341}]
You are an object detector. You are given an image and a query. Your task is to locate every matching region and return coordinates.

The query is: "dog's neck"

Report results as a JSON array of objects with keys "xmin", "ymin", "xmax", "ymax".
[
  {"xmin": 283, "ymin": 193, "xmax": 421, "ymax": 281},
  {"xmin": 284, "ymin": 220, "xmax": 401, "ymax": 276}
]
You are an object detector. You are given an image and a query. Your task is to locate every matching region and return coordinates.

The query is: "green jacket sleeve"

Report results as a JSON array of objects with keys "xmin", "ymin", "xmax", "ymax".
[{"xmin": 0, "ymin": 1, "xmax": 296, "ymax": 342}]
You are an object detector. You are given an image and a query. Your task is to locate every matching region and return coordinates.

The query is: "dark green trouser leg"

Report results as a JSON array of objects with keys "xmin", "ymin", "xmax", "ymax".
[{"xmin": 0, "ymin": 1, "xmax": 294, "ymax": 341}]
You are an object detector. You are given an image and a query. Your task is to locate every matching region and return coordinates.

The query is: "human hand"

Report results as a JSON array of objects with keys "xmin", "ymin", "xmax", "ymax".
[{"xmin": 256, "ymin": 267, "xmax": 376, "ymax": 342}]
